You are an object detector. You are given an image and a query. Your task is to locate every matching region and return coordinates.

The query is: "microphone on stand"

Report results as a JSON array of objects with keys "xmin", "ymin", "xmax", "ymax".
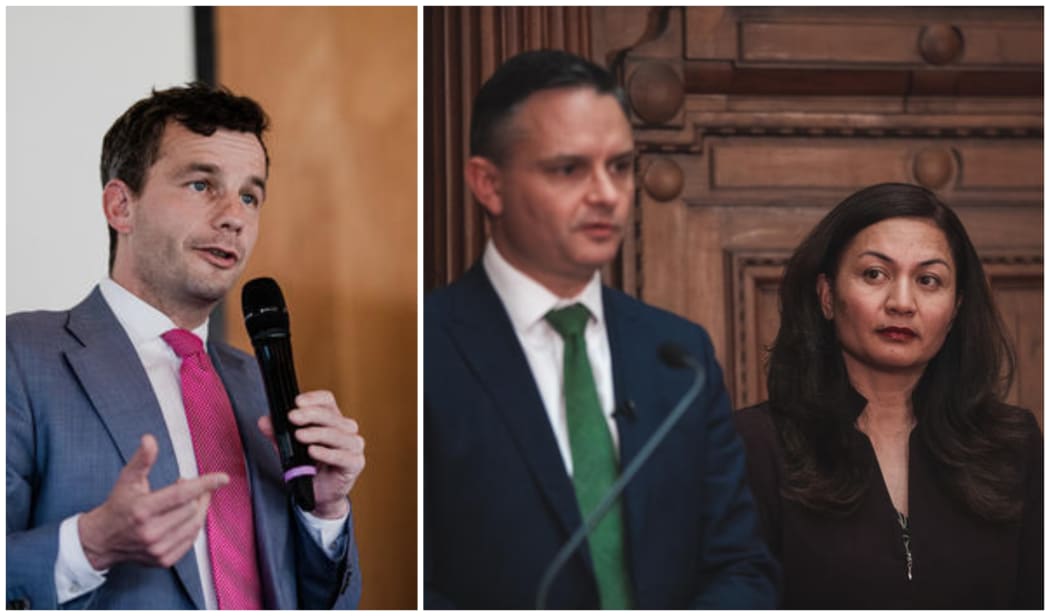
[
  {"xmin": 241, "ymin": 277, "xmax": 316, "ymax": 511},
  {"xmin": 535, "ymin": 343, "xmax": 706, "ymax": 609}
]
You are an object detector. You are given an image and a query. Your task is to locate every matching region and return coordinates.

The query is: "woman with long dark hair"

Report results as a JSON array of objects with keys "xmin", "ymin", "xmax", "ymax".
[{"xmin": 735, "ymin": 182, "xmax": 1042, "ymax": 608}]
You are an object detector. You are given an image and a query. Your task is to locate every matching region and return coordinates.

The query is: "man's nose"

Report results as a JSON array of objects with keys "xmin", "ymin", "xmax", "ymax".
[
  {"xmin": 214, "ymin": 193, "xmax": 246, "ymax": 233},
  {"xmin": 587, "ymin": 167, "xmax": 621, "ymax": 207}
]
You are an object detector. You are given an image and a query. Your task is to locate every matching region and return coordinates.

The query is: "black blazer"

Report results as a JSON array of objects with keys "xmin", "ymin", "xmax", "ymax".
[
  {"xmin": 424, "ymin": 264, "xmax": 778, "ymax": 608},
  {"xmin": 735, "ymin": 399, "xmax": 1043, "ymax": 609}
]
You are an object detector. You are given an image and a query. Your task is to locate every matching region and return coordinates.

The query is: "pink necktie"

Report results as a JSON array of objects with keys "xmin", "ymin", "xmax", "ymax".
[{"xmin": 162, "ymin": 328, "xmax": 262, "ymax": 610}]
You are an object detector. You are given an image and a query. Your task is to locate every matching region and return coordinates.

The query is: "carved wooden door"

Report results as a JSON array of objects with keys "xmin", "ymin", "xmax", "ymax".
[
  {"xmin": 424, "ymin": 7, "xmax": 1043, "ymax": 422},
  {"xmin": 593, "ymin": 7, "xmax": 1043, "ymax": 423}
]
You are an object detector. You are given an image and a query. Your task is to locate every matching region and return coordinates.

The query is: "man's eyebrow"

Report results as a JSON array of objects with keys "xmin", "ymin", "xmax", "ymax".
[
  {"xmin": 537, "ymin": 148, "xmax": 636, "ymax": 165},
  {"xmin": 248, "ymin": 175, "xmax": 267, "ymax": 196},
  {"xmin": 175, "ymin": 162, "xmax": 265, "ymax": 193},
  {"xmin": 174, "ymin": 162, "xmax": 219, "ymax": 177},
  {"xmin": 538, "ymin": 153, "xmax": 587, "ymax": 163},
  {"xmin": 859, "ymin": 250, "xmax": 952, "ymax": 270}
]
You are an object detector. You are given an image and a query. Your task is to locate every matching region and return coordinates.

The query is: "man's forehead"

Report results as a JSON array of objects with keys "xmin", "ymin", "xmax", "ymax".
[
  {"xmin": 514, "ymin": 86, "xmax": 625, "ymax": 120},
  {"xmin": 147, "ymin": 124, "xmax": 268, "ymax": 188},
  {"xmin": 500, "ymin": 87, "xmax": 633, "ymax": 156},
  {"xmin": 156, "ymin": 122, "xmax": 265, "ymax": 165}
]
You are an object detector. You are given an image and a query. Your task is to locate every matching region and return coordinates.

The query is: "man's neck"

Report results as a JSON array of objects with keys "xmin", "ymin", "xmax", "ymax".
[
  {"xmin": 109, "ymin": 274, "xmax": 213, "ymax": 331},
  {"xmin": 489, "ymin": 242, "xmax": 597, "ymax": 299}
]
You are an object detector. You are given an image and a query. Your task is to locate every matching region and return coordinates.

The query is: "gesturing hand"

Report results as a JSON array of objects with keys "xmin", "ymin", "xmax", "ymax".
[
  {"xmin": 258, "ymin": 390, "xmax": 365, "ymax": 519},
  {"xmin": 78, "ymin": 434, "xmax": 229, "ymax": 570}
]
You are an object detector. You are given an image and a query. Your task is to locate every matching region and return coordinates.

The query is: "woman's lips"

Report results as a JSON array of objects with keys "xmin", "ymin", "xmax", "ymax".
[{"xmin": 877, "ymin": 326, "xmax": 917, "ymax": 341}]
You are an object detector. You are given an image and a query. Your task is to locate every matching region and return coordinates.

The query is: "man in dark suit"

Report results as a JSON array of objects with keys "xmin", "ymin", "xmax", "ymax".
[
  {"xmin": 7, "ymin": 84, "xmax": 364, "ymax": 609},
  {"xmin": 424, "ymin": 50, "xmax": 779, "ymax": 608}
]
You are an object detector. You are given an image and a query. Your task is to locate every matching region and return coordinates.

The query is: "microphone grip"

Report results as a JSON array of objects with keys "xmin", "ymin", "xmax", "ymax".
[
  {"xmin": 253, "ymin": 335, "xmax": 317, "ymax": 511},
  {"xmin": 290, "ymin": 476, "xmax": 315, "ymax": 511}
]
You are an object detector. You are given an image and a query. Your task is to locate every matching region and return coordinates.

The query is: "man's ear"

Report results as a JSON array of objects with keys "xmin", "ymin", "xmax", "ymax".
[
  {"xmin": 816, "ymin": 273, "xmax": 834, "ymax": 320},
  {"xmin": 102, "ymin": 179, "xmax": 135, "ymax": 235},
  {"xmin": 464, "ymin": 156, "xmax": 503, "ymax": 217}
]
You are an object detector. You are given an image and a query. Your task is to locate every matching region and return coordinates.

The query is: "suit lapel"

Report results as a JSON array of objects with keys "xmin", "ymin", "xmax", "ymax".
[
  {"xmin": 211, "ymin": 344, "xmax": 293, "ymax": 609},
  {"xmin": 602, "ymin": 289, "xmax": 651, "ymax": 571},
  {"xmin": 62, "ymin": 288, "xmax": 206, "ymax": 609},
  {"xmin": 447, "ymin": 266, "xmax": 584, "ymax": 539}
]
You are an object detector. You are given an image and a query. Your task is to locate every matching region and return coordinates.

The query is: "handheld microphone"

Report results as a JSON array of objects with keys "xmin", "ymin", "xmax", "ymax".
[
  {"xmin": 241, "ymin": 277, "xmax": 316, "ymax": 511},
  {"xmin": 535, "ymin": 342, "xmax": 706, "ymax": 609}
]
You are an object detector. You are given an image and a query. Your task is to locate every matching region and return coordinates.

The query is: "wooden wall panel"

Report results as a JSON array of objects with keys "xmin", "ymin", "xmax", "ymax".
[
  {"xmin": 426, "ymin": 7, "xmax": 1043, "ymax": 424},
  {"xmin": 215, "ymin": 7, "xmax": 416, "ymax": 609},
  {"xmin": 738, "ymin": 22, "xmax": 1043, "ymax": 67},
  {"xmin": 985, "ymin": 261, "xmax": 1045, "ymax": 428},
  {"xmin": 425, "ymin": 6, "xmax": 593, "ymax": 291},
  {"xmin": 607, "ymin": 7, "xmax": 1044, "ymax": 421},
  {"xmin": 688, "ymin": 7, "xmax": 1044, "ymax": 66},
  {"xmin": 960, "ymin": 144, "xmax": 1044, "ymax": 189},
  {"xmin": 711, "ymin": 139, "xmax": 1043, "ymax": 192}
]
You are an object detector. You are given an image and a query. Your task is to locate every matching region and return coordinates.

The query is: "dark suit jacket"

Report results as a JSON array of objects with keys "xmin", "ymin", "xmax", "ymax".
[
  {"xmin": 6, "ymin": 287, "xmax": 361, "ymax": 609},
  {"xmin": 424, "ymin": 264, "xmax": 779, "ymax": 609}
]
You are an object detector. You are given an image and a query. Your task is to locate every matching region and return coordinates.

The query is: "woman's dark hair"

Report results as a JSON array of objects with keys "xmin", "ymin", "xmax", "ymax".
[
  {"xmin": 768, "ymin": 182, "xmax": 1030, "ymax": 522},
  {"xmin": 100, "ymin": 82, "xmax": 270, "ymax": 271}
]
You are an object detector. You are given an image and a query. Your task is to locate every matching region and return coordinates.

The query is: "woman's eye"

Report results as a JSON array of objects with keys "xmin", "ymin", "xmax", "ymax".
[
  {"xmin": 918, "ymin": 274, "xmax": 941, "ymax": 287},
  {"xmin": 190, "ymin": 180, "xmax": 207, "ymax": 192}
]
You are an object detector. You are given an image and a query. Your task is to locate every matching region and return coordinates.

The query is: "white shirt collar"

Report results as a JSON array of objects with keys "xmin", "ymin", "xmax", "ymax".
[
  {"xmin": 482, "ymin": 240, "xmax": 604, "ymax": 334},
  {"xmin": 98, "ymin": 277, "xmax": 210, "ymax": 347}
]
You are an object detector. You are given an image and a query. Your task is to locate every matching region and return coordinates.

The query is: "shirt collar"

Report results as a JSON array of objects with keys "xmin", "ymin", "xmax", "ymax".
[
  {"xmin": 98, "ymin": 277, "xmax": 210, "ymax": 348},
  {"xmin": 482, "ymin": 240, "xmax": 604, "ymax": 334},
  {"xmin": 844, "ymin": 383, "xmax": 869, "ymax": 420}
]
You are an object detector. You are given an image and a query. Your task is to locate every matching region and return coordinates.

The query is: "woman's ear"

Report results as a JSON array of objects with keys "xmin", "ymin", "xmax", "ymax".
[{"xmin": 816, "ymin": 273, "xmax": 834, "ymax": 320}]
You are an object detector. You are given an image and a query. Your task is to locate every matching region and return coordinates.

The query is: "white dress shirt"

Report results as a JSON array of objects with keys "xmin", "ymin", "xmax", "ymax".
[
  {"xmin": 54, "ymin": 277, "xmax": 347, "ymax": 606},
  {"xmin": 482, "ymin": 241, "xmax": 619, "ymax": 475}
]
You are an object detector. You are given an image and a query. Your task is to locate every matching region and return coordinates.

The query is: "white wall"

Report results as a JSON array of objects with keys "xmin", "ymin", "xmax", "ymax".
[{"xmin": 7, "ymin": 6, "xmax": 195, "ymax": 313}]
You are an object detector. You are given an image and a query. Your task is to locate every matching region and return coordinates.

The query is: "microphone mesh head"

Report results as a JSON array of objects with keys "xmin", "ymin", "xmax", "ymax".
[{"xmin": 242, "ymin": 277, "xmax": 289, "ymax": 339}]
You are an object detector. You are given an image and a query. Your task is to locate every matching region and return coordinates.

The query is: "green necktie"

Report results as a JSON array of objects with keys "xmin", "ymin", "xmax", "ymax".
[{"xmin": 545, "ymin": 303, "xmax": 632, "ymax": 609}]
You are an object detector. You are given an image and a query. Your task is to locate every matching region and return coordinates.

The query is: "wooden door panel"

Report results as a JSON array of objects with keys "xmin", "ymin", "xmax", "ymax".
[
  {"xmin": 427, "ymin": 7, "xmax": 1043, "ymax": 431},
  {"xmin": 613, "ymin": 8, "xmax": 1043, "ymax": 423}
]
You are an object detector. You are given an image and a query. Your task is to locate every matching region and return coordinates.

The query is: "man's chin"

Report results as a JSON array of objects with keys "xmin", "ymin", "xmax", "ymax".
[
  {"xmin": 187, "ymin": 275, "xmax": 240, "ymax": 305},
  {"xmin": 576, "ymin": 247, "xmax": 620, "ymax": 270}
]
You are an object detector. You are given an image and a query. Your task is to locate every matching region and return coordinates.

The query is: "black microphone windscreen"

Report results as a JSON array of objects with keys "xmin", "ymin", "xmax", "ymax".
[
  {"xmin": 242, "ymin": 277, "xmax": 290, "ymax": 339},
  {"xmin": 658, "ymin": 342, "xmax": 690, "ymax": 369}
]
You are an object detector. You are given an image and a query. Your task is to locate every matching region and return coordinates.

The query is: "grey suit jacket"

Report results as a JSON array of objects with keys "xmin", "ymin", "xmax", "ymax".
[{"xmin": 6, "ymin": 287, "xmax": 361, "ymax": 609}]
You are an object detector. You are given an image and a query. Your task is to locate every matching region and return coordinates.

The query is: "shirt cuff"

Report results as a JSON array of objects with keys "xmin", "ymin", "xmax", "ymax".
[
  {"xmin": 55, "ymin": 514, "xmax": 108, "ymax": 604},
  {"xmin": 295, "ymin": 501, "xmax": 350, "ymax": 560}
]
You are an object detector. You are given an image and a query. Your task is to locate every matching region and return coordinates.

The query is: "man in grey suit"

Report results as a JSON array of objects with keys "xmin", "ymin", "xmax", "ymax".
[{"xmin": 7, "ymin": 84, "xmax": 365, "ymax": 609}]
